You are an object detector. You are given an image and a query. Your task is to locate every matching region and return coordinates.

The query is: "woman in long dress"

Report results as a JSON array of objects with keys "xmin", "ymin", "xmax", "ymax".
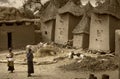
[
  {"xmin": 26, "ymin": 48, "xmax": 34, "ymax": 77},
  {"xmin": 6, "ymin": 48, "xmax": 14, "ymax": 73}
]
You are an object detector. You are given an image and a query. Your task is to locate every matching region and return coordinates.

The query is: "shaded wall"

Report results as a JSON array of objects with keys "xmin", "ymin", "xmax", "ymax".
[
  {"xmin": 89, "ymin": 13, "xmax": 110, "ymax": 51},
  {"xmin": 115, "ymin": 30, "xmax": 120, "ymax": 55},
  {"xmin": 83, "ymin": 34, "xmax": 89, "ymax": 49},
  {"xmin": 109, "ymin": 16, "xmax": 120, "ymax": 52},
  {"xmin": 69, "ymin": 14, "xmax": 81, "ymax": 40},
  {"xmin": 34, "ymin": 31, "xmax": 42, "ymax": 44},
  {"xmin": 0, "ymin": 24, "xmax": 35, "ymax": 49}
]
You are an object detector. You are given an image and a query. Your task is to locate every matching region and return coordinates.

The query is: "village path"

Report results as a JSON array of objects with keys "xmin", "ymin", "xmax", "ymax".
[
  {"xmin": 0, "ymin": 50, "xmax": 119, "ymax": 79},
  {"xmin": 0, "ymin": 63, "xmax": 119, "ymax": 79}
]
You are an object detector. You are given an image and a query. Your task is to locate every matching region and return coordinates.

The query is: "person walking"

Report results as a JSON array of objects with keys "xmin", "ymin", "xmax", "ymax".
[
  {"xmin": 6, "ymin": 48, "xmax": 14, "ymax": 73},
  {"xmin": 26, "ymin": 48, "xmax": 34, "ymax": 77}
]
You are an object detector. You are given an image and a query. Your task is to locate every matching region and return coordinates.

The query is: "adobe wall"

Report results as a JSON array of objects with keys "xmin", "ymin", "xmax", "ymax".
[
  {"xmin": 73, "ymin": 34, "xmax": 84, "ymax": 48},
  {"xmin": 89, "ymin": 13, "xmax": 110, "ymax": 51},
  {"xmin": 41, "ymin": 20, "xmax": 55, "ymax": 42},
  {"xmin": 109, "ymin": 16, "xmax": 120, "ymax": 52},
  {"xmin": 0, "ymin": 24, "xmax": 35, "ymax": 49},
  {"xmin": 34, "ymin": 31, "xmax": 42, "ymax": 44},
  {"xmin": 73, "ymin": 34, "xmax": 89, "ymax": 49},
  {"xmin": 55, "ymin": 13, "xmax": 69, "ymax": 44}
]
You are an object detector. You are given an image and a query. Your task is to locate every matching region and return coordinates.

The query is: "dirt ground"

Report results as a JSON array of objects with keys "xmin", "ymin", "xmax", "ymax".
[{"xmin": 0, "ymin": 50, "xmax": 119, "ymax": 79}]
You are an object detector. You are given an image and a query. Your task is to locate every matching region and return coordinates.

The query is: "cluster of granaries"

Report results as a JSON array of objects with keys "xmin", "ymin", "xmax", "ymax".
[{"xmin": 40, "ymin": 0, "xmax": 120, "ymax": 55}]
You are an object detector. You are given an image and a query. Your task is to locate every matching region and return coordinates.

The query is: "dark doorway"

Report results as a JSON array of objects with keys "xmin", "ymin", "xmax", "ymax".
[{"xmin": 7, "ymin": 32, "xmax": 12, "ymax": 49}]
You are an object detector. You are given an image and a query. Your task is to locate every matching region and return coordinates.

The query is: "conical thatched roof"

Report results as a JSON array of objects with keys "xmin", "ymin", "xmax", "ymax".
[
  {"xmin": 72, "ymin": 2, "xmax": 93, "ymax": 34},
  {"xmin": 83, "ymin": 1, "xmax": 93, "ymax": 17},
  {"xmin": 93, "ymin": 0, "xmax": 120, "ymax": 19},
  {"xmin": 72, "ymin": 13, "xmax": 90, "ymax": 34},
  {"xmin": 0, "ymin": 7, "xmax": 23, "ymax": 21},
  {"xmin": 40, "ymin": 2, "xmax": 58, "ymax": 22},
  {"xmin": 59, "ymin": 0, "xmax": 83, "ymax": 16}
]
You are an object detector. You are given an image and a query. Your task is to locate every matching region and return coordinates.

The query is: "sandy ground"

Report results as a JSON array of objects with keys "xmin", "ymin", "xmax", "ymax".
[{"xmin": 0, "ymin": 50, "xmax": 119, "ymax": 79}]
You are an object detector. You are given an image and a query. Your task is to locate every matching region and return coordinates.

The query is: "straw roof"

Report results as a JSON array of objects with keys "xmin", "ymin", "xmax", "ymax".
[
  {"xmin": 72, "ymin": 2, "xmax": 93, "ymax": 34},
  {"xmin": 0, "ymin": 7, "xmax": 24, "ymax": 21},
  {"xmin": 72, "ymin": 13, "xmax": 90, "ymax": 34},
  {"xmin": 40, "ymin": 2, "xmax": 58, "ymax": 22},
  {"xmin": 59, "ymin": 0, "xmax": 83, "ymax": 16},
  {"xmin": 83, "ymin": 1, "xmax": 94, "ymax": 17},
  {"xmin": 93, "ymin": 0, "xmax": 120, "ymax": 19},
  {"xmin": 0, "ymin": 19, "xmax": 40, "ymax": 24}
]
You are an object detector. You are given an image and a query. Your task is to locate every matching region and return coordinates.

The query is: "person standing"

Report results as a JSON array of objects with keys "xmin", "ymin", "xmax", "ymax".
[
  {"xmin": 26, "ymin": 48, "xmax": 34, "ymax": 77},
  {"xmin": 6, "ymin": 48, "xmax": 14, "ymax": 73}
]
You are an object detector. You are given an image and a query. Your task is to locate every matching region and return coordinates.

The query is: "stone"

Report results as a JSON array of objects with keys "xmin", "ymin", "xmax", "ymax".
[{"xmin": 102, "ymin": 74, "xmax": 109, "ymax": 79}]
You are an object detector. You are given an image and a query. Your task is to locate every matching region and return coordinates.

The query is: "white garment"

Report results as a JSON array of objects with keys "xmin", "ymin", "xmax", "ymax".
[
  {"xmin": 8, "ymin": 58, "xmax": 14, "ymax": 61},
  {"xmin": 6, "ymin": 54, "xmax": 14, "ymax": 61}
]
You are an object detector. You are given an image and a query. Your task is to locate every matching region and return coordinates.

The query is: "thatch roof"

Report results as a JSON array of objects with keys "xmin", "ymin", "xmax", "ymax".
[
  {"xmin": 93, "ymin": 0, "xmax": 120, "ymax": 19},
  {"xmin": 0, "ymin": 7, "xmax": 24, "ymax": 21},
  {"xmin": 0, "ymin": 19, "xmax": 40, "ymax": 23},
  {"xmin": 72, "ymin": 2, "xmax": 93, "ymax": 34},
  {"xmin": 72, "ymin": 13, "xmax": 90, "ymax": 34},
  {"xmin": 40, "ymin": 2, "xmax": 58, "ymax": 22},
  {"xmin": 83, "ymin": 1, "xmax": 94, "ymax": 17},
  {"xmin": 59, "ymin": 0, "xmax": 83, "ymax": 16}
]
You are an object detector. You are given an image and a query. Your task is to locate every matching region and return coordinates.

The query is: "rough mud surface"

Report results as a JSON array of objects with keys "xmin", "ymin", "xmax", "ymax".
[{"xmin": 59, "ymin": 56, "xmax": 119, "ymax": 72}]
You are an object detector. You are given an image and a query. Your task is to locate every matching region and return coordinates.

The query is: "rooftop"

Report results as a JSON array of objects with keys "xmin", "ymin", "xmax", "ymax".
[
  {"xmin": 93, "ymin": 0, "xmax": 120, "ymax": 19},
  {"xmin": 59, "ymin": 0, "xmax": 83, "ymax": 16},
  {"xmin": 73, "ymin": 13, "xmax": 90, "ymax": 34},
  {"xmin": 40, "ymin": 2, "xmax": 58, "ymax": 22}
]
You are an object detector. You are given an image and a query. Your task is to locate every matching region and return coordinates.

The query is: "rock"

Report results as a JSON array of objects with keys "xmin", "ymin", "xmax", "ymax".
[
  {"xmin": 102, "ymin": 74, "xmax": 109, "ymax": 79},
  {"xmin": 88, "ymin": 74, "xmax": 97, "ymax": 79}
]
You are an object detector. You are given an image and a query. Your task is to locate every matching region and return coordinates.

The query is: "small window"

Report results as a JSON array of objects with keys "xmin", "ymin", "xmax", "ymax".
[
  {"xmin": 96, "ymin": 39, "xmax": 98, "ymax": 41},
  {"xmin": 45, "ymin": 31, "xmax": 47, "ymax": 35}
]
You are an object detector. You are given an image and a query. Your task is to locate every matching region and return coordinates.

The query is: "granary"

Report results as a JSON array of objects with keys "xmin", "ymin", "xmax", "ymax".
[
  {"xmin": 72, "ymin": 2, "xmax": 93, "ymax": 49},
  {"xmin": 55, "ymin": 0, "xmax": 83, "ymax": 44},
  {"xmin": 0, "ymin": 19, "xmax": 36, "ymax": 50},
  {"xmin": 89, "ymin": 0, "xmax": 120, "ymax": 52},
  {"xmin": 40, "ymin": 2, "xmax": 58, "ymax": 42}
]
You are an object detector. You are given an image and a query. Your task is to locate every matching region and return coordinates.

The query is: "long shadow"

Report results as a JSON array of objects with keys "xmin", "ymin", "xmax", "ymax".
[
  {"xmin": 32, "ymin": 75, "xmax": 41, "ymax": 77},
  {"xmin": 13, "ymin": 71, "xmax": 27, "ymax": 73},
  {"xmin": 32, "ymin": 74, "xmax": 59, "ymax": 79}
]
